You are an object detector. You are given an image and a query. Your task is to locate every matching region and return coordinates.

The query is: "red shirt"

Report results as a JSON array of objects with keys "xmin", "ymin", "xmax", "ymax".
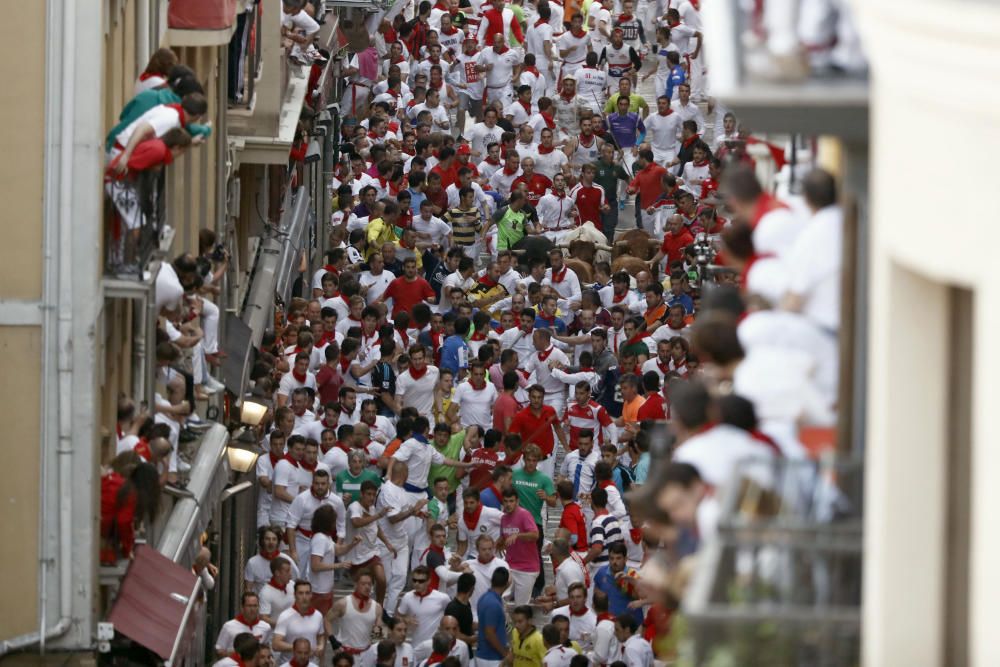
[
  {"xmin": 431, "ymin": 162, "xmax": 461, "ymax": 190},
  {"xmin": 512, "ymin": 173, "xmax": 552, "ymax": 207},
  {"xmin": 315, "ymin": 364, "xmax": 344, "ymax": 406},
  {"xmin": 465, "ymin": 447, "xmax": 501, "ymax": 490},
  {"xmin": 383, "ymin": 276, "xmax": 435, "ymax": 317},
  {"xmin": 559, "ymin": 502, "xmax": 589, "ymax": 551},
  {"xmin": 572, "ymin": 183, "xmax": 606, "ymax": 228},
  {"xmin": 659, "ymin": 227, "xmax": 695, "ymax": 264},
  {"xmin": 636, "ymin": 392, "xmax": 667, "ymax": 421},
  {"xmin": 629, "ymin": 163, "xmax": 668, "ymax": 210},
  {"xmin": 425, "ymin": 186, "xmax": 449, "ymax": 214},
  {"xmin": 493, "ymin": 392, "xmax": 520, "ymax": 433},
  {"xmin": 508, "ymin": 405, "xmax": 558, "ymax": 457}
]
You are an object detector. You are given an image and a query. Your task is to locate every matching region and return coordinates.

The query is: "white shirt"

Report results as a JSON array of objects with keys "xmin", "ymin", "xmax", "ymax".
[
  {"xmin": 393, "ymin": 436, "xmax": 447, "ymax": 489},
  {"xmin": 477, "ymin": 46, "xmax": 523, "ymax": 89},
  {"xmin": 560, "ymin": 449, "xmax": 599, "ymax": 504},
  {"xmin": 645, "ymin": 110, "xmax": 683, "ymax": 157},
  {"xmin": 673, "ymin": 424, "xmax": 776, "ymax": 491},
  {"xmin": 113, "ymin": 104, "xmax": 184, "ymax": 151},
  {"xmin": 396, "ymin": 365, "xmax": 441, "ymax": 422},
  {"xmin": 543, "ymin": 266, "xmax": 583, "ymax": 304},
  {"xmin": 543, "ymin": 645, "xmax": 577, "ymax": 667},
  {"xmin": 525, "ymin": 21, "xmax": 556, "ymax": 69},
  {"xmin": 320, "ymin": 445, "xmax": 351, "ymax": 479},
  {"xmin": 451, "ymin": 380, "xmax": 499, "ymax": 428},
  {"xmin": 215, "ymin": 616, "xmax": 272, "ymax": 653},
  {"xmin": 412, "ymin": 101, "xmax": 451, "ymax": 130},
  {"xmin": 412, "ymin": 213, "xmax": 453, "ymax": 246},
  {"xmin": 551, "ymin": 605, "xmax": 596, "ymax": 642},
  {"xmin": 244, "ymin": 553, "xmax": 299, "ymax": 596},
  {"xmin": 499, "ymin": 327, "xmax": 536, "ymax": 367},
  {"xmin": 670, "ymin": 99, "xmax": 705, "ymax": 135},
  {"xmin": 575, "ymin": 67, "xmax": 608, "ymax": 111},
  {"xmin": 457, "ymin": 506, "xmax": 504, "ymax": 557},
  {"xmin": 274, "ymin": 606, "xmax": 325, "ymax": 657},
  {"xmin": 489, "ymin": 166, "xmax": 523, "ymax": 199},
  {"xmin": 258, "ymin": 580, "xmax": 295, "ymax": 621},
  {"xmin": 783, "ymin": 205, "xmax": 842, "ymax": 332},
  {"xmin": 376, "ymin": 481, "xmax": 415, "ymax": 549},
  {"xmin": 347, "ymin": 501, "xmax": 381, "ymax": 564},
  {"xmin": 525, "ymin": 345, "xmax": 572, "ymax": 398},
  {"xmin": 397, "ymin": 589, "xmax": 452, "ymax": 646},
  {"xmin": 589, "ymin": 616, "xmax": 619, "ymax": 666},
  {"xmin": 287, "ymin": 489, "xmax": 347, "ymax": 540},
  {"xmin": 619, "ymin": 634, "xmax": 654, "ymax": 667},
  {"xmin": 359, "ymin": 269, "xmax": 394, "ymax": 304},
  {"xmin": 308, "ymin": 532, "xmax": 338, "ymax": 594},
  {"xmin": 557, "ymin": 30, "xmax": 591, "ymax": 64},
  {"xmin": 588, "ymin": 6, "xmax": 613, "ymax": 53},
  {"xmin": 533, "ymin": 149, "xmax": 569, "ymax": 181},
  {"xmin": 466, "ymin": 122, "xmax": 505, "ymax": 159},
  {"xmin": 537, "ymin": 191, "xmax": 577, "ymax": 231},
  {"xmin": 553, "ymin": 556, "xmax": 587, "ymax": 601},
  {"xmin": 468, "ymin": 556, "xmax": 510, "ymax": 618},
  {"xmin": 505, "ymin": 99, "xmax": 534, "ymax": 127},
  {"xmin": 271, "ymin": 459, "xmax": 308, "ymax": 524},
  {"xmin": 752, "ymin": 199, "xmax": 802, "ymax": 259}
]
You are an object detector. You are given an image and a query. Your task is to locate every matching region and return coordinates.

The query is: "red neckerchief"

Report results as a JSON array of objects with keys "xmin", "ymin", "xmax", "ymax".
[
  {"xmin": 335, "ymin": 440, "xmax": 352, "ymax": 454},
  {"xmin": 657, "ymin": 359, "xmax": 670, "ymax": 375},
  {"xmin": 617, "ymin": 13, "xmax": 634, "ymax": 21},
  {"xmin": 268, "ymin": 451, "xmax": 281, "ymax": 468},
  {"xmin": 579, "ymin": 133, "xmax": 595, "ymax": 147},
  {"xmin": 550, "ymin": 264, "xmax": 567, "ymax": 282},
  {"xmin": 540, "ymin": 111, "xmax": 556, "ymax": 129},
  {"xmin": 310, "ymin": 486, "xmax": 326, "ymax": 500},
  {"xmin": 134, "ymin": 438, "xmax": 152, "ymax": 462},
  {"xmin": 486, "ymin": 483, "xmax": 503, "ymax": 503},
  {"xmin": 625, "ymin": 332, "xmax": 649, "ymax": 346},
  {"xmin": 228, "ymin": 653, "xmax": 245, "ymax": 667},
  {"xmin": 693, "ymin": 158, "xmax": 708, "ymax": 167},
  {"xmin": 260, "ymin": 548, "xmax": 280, "ymax": 560},
  {"xmin": 116, "ymin": 424, "xmax": 125, "ymax": 439},
  {"xmin": 409, "ymin": 364, "xmax": 429, "ymax": 380},
  {"xmin": 396, "ymin": 327, "xmax": 410, "ymax": 347},
  {"xmin": 301, "ymin": 459, "xmax": 317, "ymax": 472},
  {"xmin": 502, "ymin": 164, "xmax": 519, "ymax": 176},
  {"xmin": 282, "ymin": 454, "xmax": 301, "ymax": 468},
  {"xmin": 428, "ymin": 652, "xmax": 449, "ymax": 665},
  {"xmin": 441, "ymin": 26, "xmax": 459, "ymax": 35},
  {"xmin": 559, "ymin": 90, "xmax": 576, "ymax": 102},
  {"xmin": 612, "ymin": 290, "xmax": 628, "ymax": 303},
  {"xmin": 570, "ymin": 28, "xmax": 586, "ymax": 38},
  {"xmin": 750, "ymin": 429, "xmax": 783, "ymax": 456},
  {"xmin": 292, "ymin": 369, "xmax": 307, "ymax": 383},
  {"xmin": 463, "ymin": 503, "xmax": 484, "ymax": 530},
  {"xmin": 537, "ymin": 313, "xmax": 557, "ymax": 327},
  {"xmin": 493, "ymin": 45, "xmax": 509, "ymax": 55},
  {"xmin": 534, "ymin": 17, "xmax": 548, "ymax": 27},
  {"xmin": 430, "ymin": 329, "xmax": 444, "ymax": 351},
  {"xmin": 267, "ymin": 577, "xmax": 286, "ymax": 592},
  {"xmin": 570, "ymin": 605, "xmax": 591, "ymax": 617},
  {"xmin": 138, "ymin": 71, "xmax": 159, "ymax": 81},
  {"xmin": 658, "ymin": 108, "xmax": 674, "ymax": 116},
  {"xmin": 484, "ymin": 156, "xmax": 501, "ymax": 166},
  {"xmin": 682, "ymin": 133, "xmax": 701, "ymax": 148},
  {"xmin": 537, "ymin": 143, "xmax": 555, "ymax": 154},
  {"xmin": 353, "ymin": 590, "xmax": 370, "ymax": 606},
  {"xmin": 290, "ymin": 660, "xmax": 310, "ymax": 667},
  {"xmin": 599, "ymin": 479, "xmax": 616, "ymax": 490},
  {"xmin": 597, "ymin": 612, "xmax": 615, "ymax": 623},
  {"xmin": 470, "ymin": 330, "xmax": 488, "ymax": 342},
  {"xmin": 519, "ymin": 99, "xmax": 532, "ymax": 115},
  {"xmin": 164, "ymin": 103, "xmax": 188, "ymax": 127},
  {"xmin": 414, "ymin": 586, "xmax": 434, "ymax": 598},
  {"xmin": 538, "ymin": 346, "xmax": 555, "ymax": 362},
  {"xmin": 750, "ymin": 192, "xmax": 789, "ymax": 228},
  {"xmin": 234, "ymin": 613, "xmax": 259, "ymax": 628},
  {"xmin": 292, "ymin": 605, "xmax": 317, "ymax": 617},
  {"xmin": 339, "ymin": 357, "xmax": 352, "ymax": 373},
  {"xmin": 479, "ymin": 273, "xmax": 499, "ymax": 288}
]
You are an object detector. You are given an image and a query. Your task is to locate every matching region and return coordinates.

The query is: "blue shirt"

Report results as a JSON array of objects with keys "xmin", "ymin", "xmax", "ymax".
[
  {"xmin": 667, "ymin": 292, "xmax": 694, "ymax": 314},
  {"xmin": 534, "ymin": 315, "xmax": 567, "ymax": 334},
  {"xmin": 480, "ymin": 486, "xmax": 502, "ymax": 510},
  {"xmin": 634, "ymin": 451, "xmax": 651, "ymax": 484},
  {"xmin": 439, "ymin": 334, "xmax": 470, "ymax": 375},
  {"xmin": 594, "ymin": 564, "xmax": 644, "ymax": 625},
  {"xmin": 476, "ymin": 590, "xmax": 509, "ymax": 659},
  {"xmin": 666, "ymin": 64, "xmax": 687, "ymax": 101},
  {"xmin": 408, "ymin": 188, "xmax": 427, "ymax": 216},
  {"xmin": 603, "ymin": 112, "xmax": 646, "ymax": 150}
]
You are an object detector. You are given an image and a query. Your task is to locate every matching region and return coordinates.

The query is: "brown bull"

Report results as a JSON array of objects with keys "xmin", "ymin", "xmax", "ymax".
[
  {"xmin": 612, "ymin": 229, "xmax": 657, "ymax": 261},
  {"xmin": 612, "ymin": 255, "xmax": 651, "ymax": 277},
  {"xmin": 564, "ymin": 257, "xmax": 593, "ymax": 283}
]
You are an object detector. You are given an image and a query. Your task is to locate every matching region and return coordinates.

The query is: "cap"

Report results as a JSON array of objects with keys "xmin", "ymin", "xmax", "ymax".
[
  {"xmin": 463, "ymin": 35, "xmax": 477, "ymax": 43},
  {"xmin": 457, "ymin": 144, "xmax": 472, "ymax": 155},
  {"xmin": 562, "ymin": 73, "xmax": 576, "ymax": 82}
]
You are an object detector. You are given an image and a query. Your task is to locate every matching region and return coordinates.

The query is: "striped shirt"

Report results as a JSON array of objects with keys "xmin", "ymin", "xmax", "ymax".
[
  {"xmin": 588, "ymin": 512, "xmax": 623, "ymax": 566},
  {"xmin": 445, "ymin": 207, "xmax": 482, "ymax": 246}
]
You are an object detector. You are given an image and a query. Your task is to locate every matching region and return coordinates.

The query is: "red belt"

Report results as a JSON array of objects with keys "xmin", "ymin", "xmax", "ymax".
[
  {"xmin": 340, "ymin": 645, "xmax": 368, "ymax": 655},
  {"xmin": 298, "ymin": 528, "xmax": 314, "ymax": 538}
]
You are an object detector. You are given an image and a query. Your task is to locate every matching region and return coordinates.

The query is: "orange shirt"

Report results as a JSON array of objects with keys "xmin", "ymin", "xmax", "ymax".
[
  {"xmin": 643, "ymin": 303, "xmax": 666, "ymax": 329},
  {"xmin": 621, "ymin": 395, "xmax": 646, "ymax": 425}
]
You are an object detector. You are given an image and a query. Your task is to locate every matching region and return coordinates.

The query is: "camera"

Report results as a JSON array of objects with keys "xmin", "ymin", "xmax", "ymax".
[
  {"xmin": 691, "ymin": 232, "xmax": 714, "ymax": 266},
  {"xmin": 210, "ymin": 243, "xmax": 227, "ymax": 262}
]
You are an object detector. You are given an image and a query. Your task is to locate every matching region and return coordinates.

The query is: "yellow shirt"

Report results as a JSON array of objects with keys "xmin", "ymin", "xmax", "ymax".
[
  {"xmin": 365, "ymin": 217, "xmax": 398, "ymax": 259},
  {"xmin": 511, "ymin": 627, "xmax": 547, "ymax": 667}
]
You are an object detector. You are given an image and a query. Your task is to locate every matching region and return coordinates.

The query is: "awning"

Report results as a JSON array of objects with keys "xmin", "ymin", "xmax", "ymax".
[
  {"xmin": 107, "ymin": 544, "xmax": 201, "ymax": 660},
  {"xmin": 166, "ymin": 0, "xmax": 239, "ymax": 47}
]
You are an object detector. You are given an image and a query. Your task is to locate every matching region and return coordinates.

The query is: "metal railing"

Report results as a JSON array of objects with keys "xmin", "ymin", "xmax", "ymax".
[
  {"xmin": 683, "ymin": 456, "xmax": 863, "ymax": 667},
  {"xmin": 104, "ymin": 169, "xmax": 166, "ymax": 277}
]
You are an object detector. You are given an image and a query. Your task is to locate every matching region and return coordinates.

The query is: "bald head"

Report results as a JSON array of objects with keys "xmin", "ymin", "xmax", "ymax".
[{"xmin": 149, "ymin": 436, "xmax": 173, "ymax": 461}]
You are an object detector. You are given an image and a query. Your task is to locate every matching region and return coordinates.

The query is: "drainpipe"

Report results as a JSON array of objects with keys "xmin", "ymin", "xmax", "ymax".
[
  {"xmin": 136, "ymin": 0, "xmax": 150, "ymax": 73},
  {"xmin": 0, "ymin": 0, "xmax": 79, "ymax": 656}
]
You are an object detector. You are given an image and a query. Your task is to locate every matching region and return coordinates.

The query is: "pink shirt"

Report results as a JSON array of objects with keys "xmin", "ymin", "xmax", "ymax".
[{"xmin": 501, "ymin": 506, "xmax": 540, "ymax": 572}]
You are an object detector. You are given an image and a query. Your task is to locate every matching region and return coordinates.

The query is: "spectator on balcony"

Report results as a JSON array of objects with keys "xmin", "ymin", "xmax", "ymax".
[
  {"xmin": 109, "ymin": 65, "xmax": 212, "ymax": 152},
  {"xmin": 281, "ymin": 0, "xmax": 322, "ymax": 65},
  {"xmin": 109, "ymin": 92, "xmax": 209, "ymax": 173},
  {"xmin": 135, "ymin": 47, "xmax": 179, "ymax": 95},
  {"xmin": 100, "ymin": 460, "xmax": 161, "ymax": 563}
]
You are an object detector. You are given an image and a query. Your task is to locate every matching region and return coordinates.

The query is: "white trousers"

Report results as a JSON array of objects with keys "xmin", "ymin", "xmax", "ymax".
[
  {"xmin": 378, "ymin": 542, "xmax": 411, "ymax": 616},
  {"xmin": 201, "ymin": 297, "xmax": 220, "ymax": 354},
  {"xmin": 510, "ymin": 568, "xmax": 537, "ymax": 605}
]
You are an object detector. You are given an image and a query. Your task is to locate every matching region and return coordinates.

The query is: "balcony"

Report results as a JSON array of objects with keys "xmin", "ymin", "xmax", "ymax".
[
  {"xmin": 104, "ymin": 170, "xmax": 169, "ymax": 279},
  {"xmin": 164, "ymin": 0, "xmax": 240, "ymax": 47},
  {"xmin": 683, "ymin": 456, "xmax": 863, "ymax": 666},
  {"xmin": 701, "ymin": 0, "xmax": 869, "ymax": 140}
]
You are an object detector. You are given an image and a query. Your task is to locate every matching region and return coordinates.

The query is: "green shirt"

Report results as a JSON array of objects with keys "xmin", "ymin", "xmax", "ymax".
[
  {"xmin": 508, "ymin": 4, "xmax": 526, "ymax": 46},
  {"xmin": 593, "ymin": 159, "xmax": 631, "ymax": 204},
  {"xmin": 429, "ymin": 432, "xmax": 465, "ymax": 492},
  {"xmin": 493, "ymin": 205, "xmax": 530, "ymax": 250},
  {"xmin": 336, "ymin": 469, "xmax": 382, "ymax": 503},
  {"xmin": 604, "ymin": 92, "xmax": 649, "ymax": 116},
  {"xmin": 512, "ymin": 468, "xmax": 555, "ymax": 525}
]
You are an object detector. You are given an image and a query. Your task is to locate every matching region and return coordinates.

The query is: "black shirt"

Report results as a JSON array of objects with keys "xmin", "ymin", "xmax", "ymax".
[{"xmin": 445, "ymin": 598, "xmax": 475, "ymax": 640}]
